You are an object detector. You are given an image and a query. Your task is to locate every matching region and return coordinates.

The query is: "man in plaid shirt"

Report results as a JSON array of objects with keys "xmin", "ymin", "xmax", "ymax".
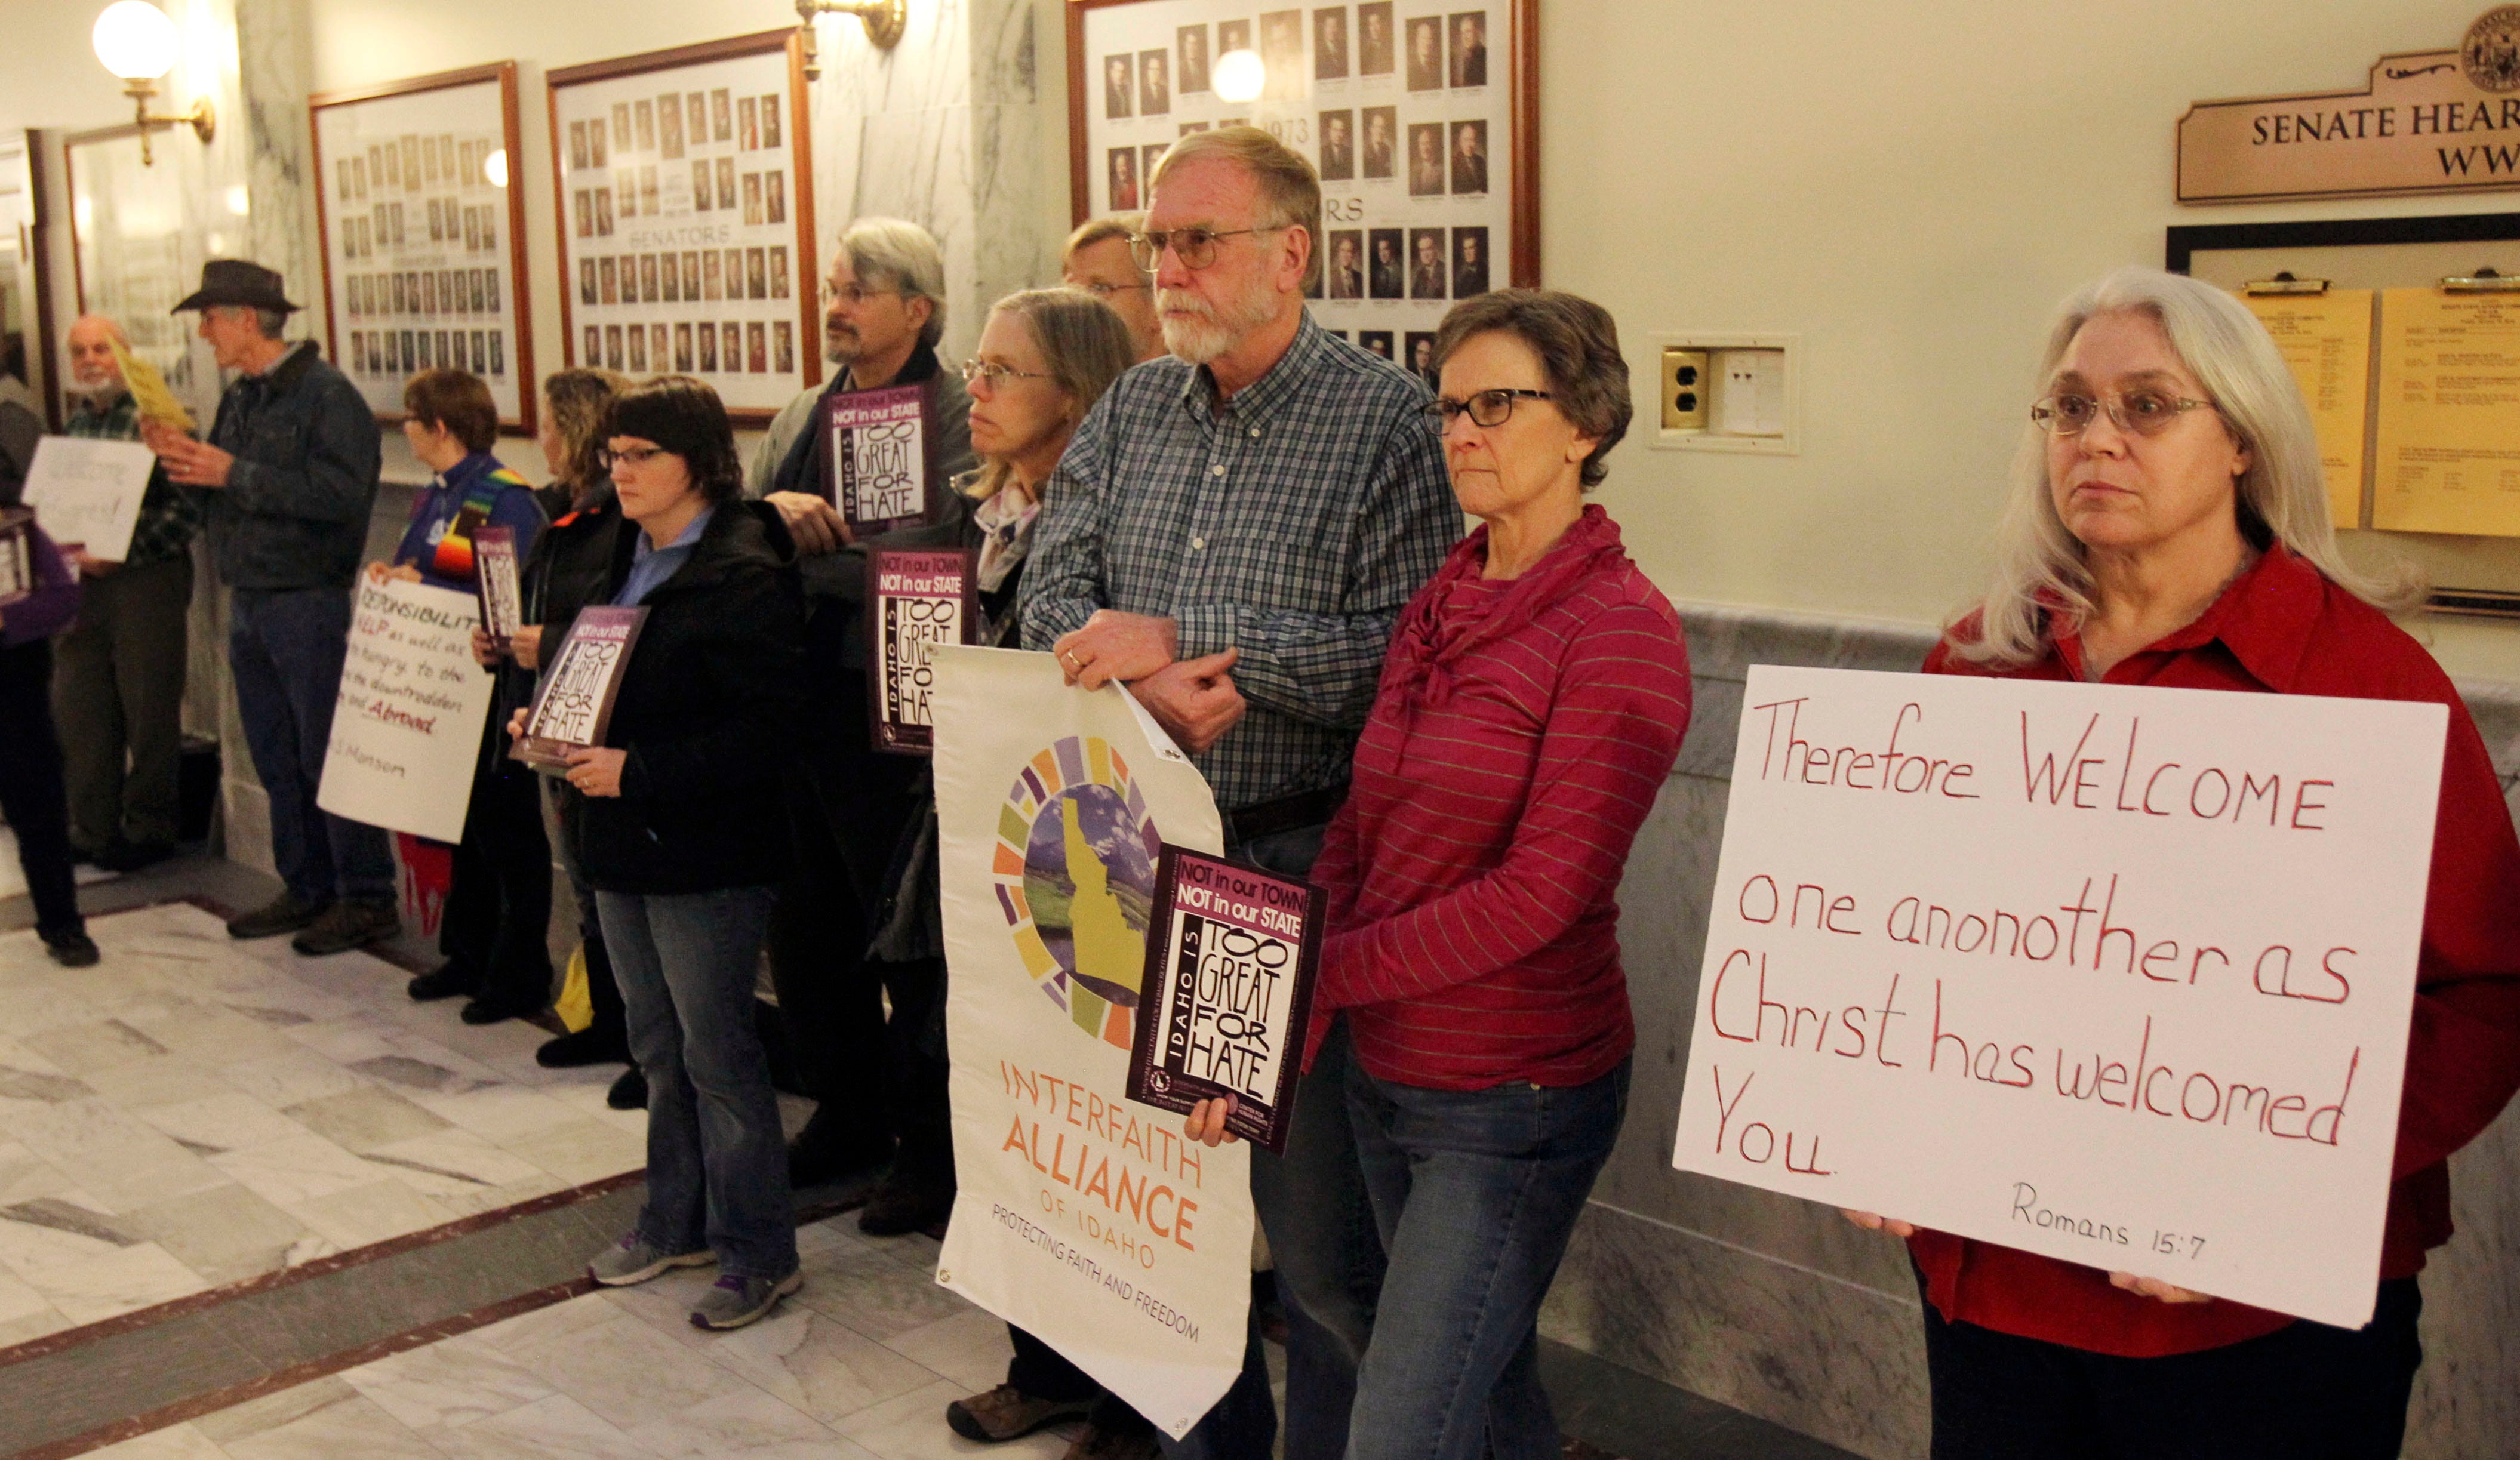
[
  {"xmin": 1017, "ymin": 127, "xmax": 1453, "ymax": 1460},
  {"xmin": 57, "ymin": 315, "xmax": 202, "ymax": 870}
]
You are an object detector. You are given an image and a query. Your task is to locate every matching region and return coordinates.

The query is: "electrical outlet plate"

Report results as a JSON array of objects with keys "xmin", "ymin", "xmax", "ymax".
[{"xmin": 1647, "ymin": 332, "xmax": 1801, "ymax": 455}]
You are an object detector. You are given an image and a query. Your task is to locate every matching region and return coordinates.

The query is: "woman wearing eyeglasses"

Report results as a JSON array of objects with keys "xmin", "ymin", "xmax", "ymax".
[
  {"xmin": 521, "ymin": 376, "xmax": 813, "ymax": 1333},
  {"xmin": 1840, "ymin": 267, "xmax": 2520, "ymax": 1458},
  {"xmin": 1183, "ymin": 288, "xmax": 1691, "ymax": 1459}
]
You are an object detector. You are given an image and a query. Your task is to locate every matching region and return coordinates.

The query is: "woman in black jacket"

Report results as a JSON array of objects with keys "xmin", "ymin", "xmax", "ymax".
[{"xmin": 518, "ymin": 376, "xmax": 808, "ymax": 1332}]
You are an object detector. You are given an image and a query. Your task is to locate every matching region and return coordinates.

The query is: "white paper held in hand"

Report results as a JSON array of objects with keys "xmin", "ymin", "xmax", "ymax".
[{"xmin": 21, "ymin": 436, "xmax": 156, "ymax": 562}]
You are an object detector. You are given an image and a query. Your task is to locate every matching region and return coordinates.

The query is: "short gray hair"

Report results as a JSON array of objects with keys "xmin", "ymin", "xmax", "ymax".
[
  {"xmin": 839, "ymin": 218, "xmax": 947, "ymax": 349},
  {"xmin": 212, "ymin": 304, "xmax": 288, "ymax": 340},
  {"xmin": 1954, "ymin": 266, "xmax": 2417, "ymax": 667}
]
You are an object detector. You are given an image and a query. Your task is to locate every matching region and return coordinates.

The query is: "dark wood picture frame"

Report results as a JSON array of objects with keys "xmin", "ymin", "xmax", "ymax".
[
  {"xmin": 546, "ymin": 29, "xmax": 821, "ymax": 428},
  {"xmin": 1063, "ymin": 0, "xmax": 1539, "ymax": 289},
  {"xmin": 310, "ymin": 62, "xmax": 539, "ymax": 434}
]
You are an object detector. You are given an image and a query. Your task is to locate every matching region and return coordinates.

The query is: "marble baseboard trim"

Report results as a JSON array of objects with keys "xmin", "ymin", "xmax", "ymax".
[
  {"xmin": 12, "ymin": 1274, "xmax": 590, "ymax": 1460},
  {"xmin": 0, "ymin": 1172, "xmax": 644, "ymax": 1374}
]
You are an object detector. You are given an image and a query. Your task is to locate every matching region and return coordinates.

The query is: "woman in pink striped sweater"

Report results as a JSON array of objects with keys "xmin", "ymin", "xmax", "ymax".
[{"xmin": 1300, "ymin": 289, "xmax": 1693, "ymax": 1456}]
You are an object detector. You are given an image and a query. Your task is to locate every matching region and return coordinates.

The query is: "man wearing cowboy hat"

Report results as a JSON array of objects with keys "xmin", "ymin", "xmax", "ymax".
[{"xmin": 143, "ymin": 260, "xmax": 398, "ymax": 955}]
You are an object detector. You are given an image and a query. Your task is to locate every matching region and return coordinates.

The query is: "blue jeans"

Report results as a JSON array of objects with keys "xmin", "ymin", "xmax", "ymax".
[
  {"xmin": 1164, "ymin": 821, "xmax": 1386, "ymax": 1460},
  {"xmin": 227, "ymin": 586, "xmax": 395, "ymax": 903},
  {"xmin": 1343, "ymin": 1058, "xmax": 1632, "ymax": 1460},
  {"xmin": 597, "ymin": 885, "xmax": 797, "ymax": 1279}
]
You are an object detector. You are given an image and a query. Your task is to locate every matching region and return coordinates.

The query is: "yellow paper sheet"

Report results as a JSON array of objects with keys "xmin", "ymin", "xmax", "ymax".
[
  {"xmin": 2372, "ymin": 289, "xmax": 2520, "ymax": 537},
  {"xmin": 2239, "ymin": 290, "xmax": 2371, "ymax": 531},
  {"xmin": 107, "ymin": 338, "xmax": 195, "ymax": 435}
]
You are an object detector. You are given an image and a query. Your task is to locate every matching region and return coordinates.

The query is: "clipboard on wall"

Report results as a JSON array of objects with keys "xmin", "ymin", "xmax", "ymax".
[{"xmin": 2169, "ymin": 213, "xmax": 2520, "ymax": 615}]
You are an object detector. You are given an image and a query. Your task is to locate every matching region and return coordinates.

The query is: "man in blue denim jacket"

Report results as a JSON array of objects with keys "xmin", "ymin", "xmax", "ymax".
[{"xmin": 145, "ymin": 260, "xmax": 398, "ymax": 954}]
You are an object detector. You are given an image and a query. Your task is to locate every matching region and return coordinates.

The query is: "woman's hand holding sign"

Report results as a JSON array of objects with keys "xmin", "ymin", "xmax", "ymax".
[{"xmin": 1184, "ymin": 1094, "xmax": 1241, "ymax": 1147}]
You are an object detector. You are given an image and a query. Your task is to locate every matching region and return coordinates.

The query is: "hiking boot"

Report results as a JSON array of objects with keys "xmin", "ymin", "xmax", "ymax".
[
  {"xmin": 291, "ymin": 897, "xmax": 400, "ymax": 956},
  {"xmin": 587, "ymin": 1233, "xmax": 713, "ymax": 1287},
  {"xmin": 407, "ymin": 964, "xmax": 475, "ymax": 1002},
  {"xmin": 946, "ymin": 1384, "xmax": 1095, "ymax": 1443},
  {"xmin": 688, "ymin": 1270, "xmax": 801, "ymax": 1331},
  {"xmin": 1064, "ymin": 1423, "xmax": 1163, "ymax": 1460},
  {"xmin": 227, "ymin": 891, "xmax": 328, "ymax": 940}
]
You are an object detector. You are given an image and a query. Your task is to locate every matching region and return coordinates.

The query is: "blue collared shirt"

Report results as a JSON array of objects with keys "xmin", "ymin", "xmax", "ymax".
[
  {"xmin": 613, "ymin": 506, "xmax": 715, "ymax": 608},
  {"xmin": 1020, "ymin": 312, "xmax": 1457, "ymax": 811}
]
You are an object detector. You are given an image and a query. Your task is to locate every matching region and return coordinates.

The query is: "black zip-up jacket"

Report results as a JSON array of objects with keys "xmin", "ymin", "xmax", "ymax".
[{"xmin": 561, "ymin": 499, "xmax": 808, "ymax": 894}]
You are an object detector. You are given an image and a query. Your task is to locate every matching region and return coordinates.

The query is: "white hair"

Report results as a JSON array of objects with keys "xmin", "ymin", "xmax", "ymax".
[
  {"xmin": 839, "ymin": 218, "xmax": 947, "ymax": 349},
  {"xmin": 1953, "ymin": 266, "xmax": 2417, "ymax": 667}
]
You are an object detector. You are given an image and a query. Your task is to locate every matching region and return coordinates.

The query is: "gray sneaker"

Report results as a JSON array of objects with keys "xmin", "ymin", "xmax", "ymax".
[
  {"xmin": 587, "ymin": 1234, "xmax": 714, "ymax": 1287},
  {"xmin": 688, "ymin": 1270, "xmax": 802, "ymax": 1330}
]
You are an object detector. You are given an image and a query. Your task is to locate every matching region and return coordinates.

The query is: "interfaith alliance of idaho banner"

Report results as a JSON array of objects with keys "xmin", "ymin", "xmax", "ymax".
[{"xmin": 930, "ymin": 645, "xmax": 1248, "ymax": 1439}]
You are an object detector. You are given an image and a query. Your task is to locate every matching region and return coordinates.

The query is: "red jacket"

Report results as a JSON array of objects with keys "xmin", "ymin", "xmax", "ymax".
[
  {"xmin": 1308, "ymin": 506, "xmax": 1693, "ymax": 1088},
  {"xmin": 1913, "ymin": 544, "xmax": 2520, "ymax": 1356}
]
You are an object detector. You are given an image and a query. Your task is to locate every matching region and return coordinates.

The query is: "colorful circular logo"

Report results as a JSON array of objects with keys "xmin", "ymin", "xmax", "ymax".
[{"xmin": 991, "ymin": 734, "xmax": 1162, "ymax": 1048}]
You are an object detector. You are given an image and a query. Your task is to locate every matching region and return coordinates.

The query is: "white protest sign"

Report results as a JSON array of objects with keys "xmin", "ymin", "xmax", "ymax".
[
  {"xmin": 21, "ymin": 436, "xmax": 155, "ymax": 561},
  {"xmin": 1671, "ymin": 666, "xmax": 2446, "ymax": 1328},
  {"xmin": 317, "ymin": 578, "xmax": 496, "ymax": 843},
  {"xmin": 931, "ymin": 645, "xmax": 1247, "ymax": 1439}
]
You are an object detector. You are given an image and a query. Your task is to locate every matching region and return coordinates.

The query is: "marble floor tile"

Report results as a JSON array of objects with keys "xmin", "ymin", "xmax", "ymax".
[
  {"xmin": 490, "ymin": 1118, "xmax": 647, "ymax": 1185},
  {"xmin": 408, "ymin": 1083, "xmax": 589, "ymax": 1145},
  {"xmin": 122, "ymin": 1181, "xmax": 330, "ymax": 1285},
  {"xmin": 2, "ymin": 1099, "xmax": 230, "ymax": 1215},
  {"xmin": 426, "ymin": 1393, "xmax": 654, "ymax": 1460},
  {"xmin": 363, "ymin": 1128, "xmax": 547, "ymax": 1197},
  {"xmin": 21, "ymin": 1239, "xmax": 210, "ymax": 1323},
  {"xmin": 0, "ymin": 1139, "xmax": 102, "ymax": 1207},
  {"xmin": 217, "ymin": 1389, "xmax": 444, "ymax": 1460},
  {"xmin": 787, "ymin": 1248, "xmax": 968, "ymax": 1342},
  {"xmin": 82, "ymin": 1055, "xmax": 235, "ymax": 1114},
  {"xmin": 830, "ymin": 1378, "xmax": 1073, "ymax": 1460},
  {"xmin": 879, "ymin": 1307, "xmax": 1016, "ymax": 1394},
  {"xmin": 0, "ymin": 1037, "xmax": 101, "ymax": 1119},
  {"xmin": 0, "ymin": 1262, "xmax": 66, "ymax": 1328},
  {"xmin": 19, "ymin": 1017, "xmax": 174, "ymax": 1076},
  {"xmin": 131, "ymin": 1092, "xmax": 315, "ymax": 1155},
  {"xmin": 195, "ymin": 1375, "xmax": 364, "ymax": 1444},
  {"xmin": 0, "ymin": 1197, "xmax": 140, "ymax": 1280},
  {"xmin": 81, "ymin": 1422, "xmax": 233, "ymax": 1459},
  {"xmin": 707, "ymin": 1305, "xmax": 946, "ymax": 1424},
  {"xmin": 519, "ymin": 1311, "xmax": 761, "ymax": 1432},
  {"xmin": 212, "ymin": 1048, "xmax": 365, "ymax": 1111},
  {"xmin": 620, "ymin": 1383, "xmax": 871, "ymax": 1459},
  {"xmin": 208, "ymin": 1133, "xmax": 386, "ymax": 1208},
  {"xmin": 280, "ymin": 1178, "xmax": 450, "ymax": 1250},
  {"xmin": 281, "ymin": 1085, "xmax": 454, "ymax": 1154},
  {"xmin": 466, "ymin": 1290, "xmax": 621, "ymax": 1359},
  {"xmin": 119, "ymin": 1000, "xmax": 312, "ymax": 1068},
  {"xmin": 339, "ymin": 1331, "xmax": 557, "ymax": 1433}
]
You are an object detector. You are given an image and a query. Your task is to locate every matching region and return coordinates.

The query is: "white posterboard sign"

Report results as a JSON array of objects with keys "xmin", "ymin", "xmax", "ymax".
[
  {"xmin": 1670, "ymin": 666, "xmax": 2447, "ymax": 1329},
  {"xmin": 931, "ymin": 645, "xmax": 1247, "ymax": 1439},
  {"xmin": 317, "ymin": 578, "xmax": 496, "ymax": 842},
  {"xmin": 21, "ymin": 436, "xmax": 155, "ymax": 561}
]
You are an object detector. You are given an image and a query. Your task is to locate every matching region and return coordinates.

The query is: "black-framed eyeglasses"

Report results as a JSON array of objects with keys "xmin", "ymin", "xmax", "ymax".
[
  {"xmin": 1424, "ymin": 389, "xmax": 1554, "ymax": 428},
  {"xmin": 598, "ymin": 445, "xmax": 667, "ymax": 470},
  {"xmin": 1127, "ymin": 226, "xmax": 1284, "ymax": 272},
  {"xmin": 959, "ymin": 359, "xmax": 1054, "ymax": 390},
  {"xmin": 2030, "ymin": 390, "xmax": 2218, "ymax": 438}
]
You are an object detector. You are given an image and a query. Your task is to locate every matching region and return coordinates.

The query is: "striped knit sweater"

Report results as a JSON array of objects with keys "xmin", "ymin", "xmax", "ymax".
[{"xmin": 1308, "ymin": 504, "xmax": 1692, "ymax": 1089}]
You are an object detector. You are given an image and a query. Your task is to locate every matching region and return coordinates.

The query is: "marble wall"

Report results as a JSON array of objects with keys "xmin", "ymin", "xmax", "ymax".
[{"xmin": 1539, "ymin": 601, "xmax": 2520, "ymax": 1459}]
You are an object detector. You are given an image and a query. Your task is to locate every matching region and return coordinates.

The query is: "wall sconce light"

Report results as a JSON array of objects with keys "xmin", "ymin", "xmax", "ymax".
[
  {"xmin": 795, "ymin": 0, "xmax": 907, "ymax": 81},
  {"xmin": 91, "ymin": 1, "xmax": 214, "ymax": 165}
]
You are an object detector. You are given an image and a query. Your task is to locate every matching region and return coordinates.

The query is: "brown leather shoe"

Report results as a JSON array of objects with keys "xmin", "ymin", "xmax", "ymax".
[
  {"xmin": 290, "ymin": 897, "xmax": 401, "ymax": 956},
  {"xmin": 944, "ymin": 1384, "xmax": 1093, "ymax": 1443},
  {"xmin": 1064, "ymin": 1423, "xmax": 1162, "ymax": 1460}
]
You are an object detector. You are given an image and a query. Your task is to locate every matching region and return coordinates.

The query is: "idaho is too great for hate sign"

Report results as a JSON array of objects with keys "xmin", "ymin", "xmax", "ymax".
[{"xmin": 1670, "ymin": 666, "xmax": 2447, "ymax": 1327}]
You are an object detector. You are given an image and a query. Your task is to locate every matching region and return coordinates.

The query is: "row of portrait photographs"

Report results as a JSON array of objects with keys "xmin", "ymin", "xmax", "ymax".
[
  {"xmin": 582, "ymin": 319, "xmax": 795, "ymax": 378},
  {"xmin": 570, "ymin": 164, "xmax": 786, "ymax": 237},
  {"xmin": 337, "ymin": 133, "xmax": 500, "ymax": 202},
  {"xmin": 1327, "ymin": 328, "xmax": 1438, "ymax": 381},
  {"xmin": 567, "ymin": 88, "xmax": 782, "ymax": 173},
  {"xmin": 339, "ymin": 198, "xmax": 503, "ymax": 261},
  {"xmin": 1319, "ymin": 110, "xmax": 1483, "ymax": 192},
  {"xmin": 576, "ymin": 245, "xmax": 790, "ymax": 309},
  {"xmin": 1102, "ymin": 5, "xmax": 1490, "ymax": 119},
  {"xmin": 344, "ymin": 266, "xmax": 504, "ymax": 321},
  {"xmin": 348, "ymin": 326, "xmax": 507, "ymax": 381},
  {"xmin": 1313, "ymin": 225, "xmax": 1487, "ymax": 301}
]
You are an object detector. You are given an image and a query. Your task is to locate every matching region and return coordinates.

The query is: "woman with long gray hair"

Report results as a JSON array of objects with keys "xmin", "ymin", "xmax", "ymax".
[{"xmin": 1842, "ymin": 266, "xmax": 2520, "ymax": 1458}]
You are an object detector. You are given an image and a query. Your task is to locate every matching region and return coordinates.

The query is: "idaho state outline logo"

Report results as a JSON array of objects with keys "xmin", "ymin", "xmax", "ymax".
[{"xmin": 991, "ymin": 734, "xmax": 1163, "ymax": 1049}]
